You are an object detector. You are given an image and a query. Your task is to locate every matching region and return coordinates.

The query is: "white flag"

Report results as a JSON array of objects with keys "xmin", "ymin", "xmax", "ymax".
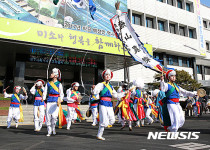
[{"xmin": 110, "ymin": 13, "xmax": 166, "ymax": 73}]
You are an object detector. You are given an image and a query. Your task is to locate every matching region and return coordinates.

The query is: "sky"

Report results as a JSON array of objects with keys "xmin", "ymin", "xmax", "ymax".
[{"xmin": 200, "ymin": 0, "xmax": 210, "ymax": 7}]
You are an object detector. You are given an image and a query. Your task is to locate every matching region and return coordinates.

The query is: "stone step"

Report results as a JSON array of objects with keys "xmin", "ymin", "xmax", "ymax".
[{"xmin": 0, "ymin": 105, "xmax": 92, "ymax": 126}]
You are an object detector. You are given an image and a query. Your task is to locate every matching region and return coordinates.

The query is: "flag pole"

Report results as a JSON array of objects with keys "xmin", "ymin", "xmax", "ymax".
[
  {"xmin": 37, "ymin": 0, "xmax": 41, "ymax": 23},
  {"xmin": 116, "ymin": 1, "xmax": 128, "ymax": 83},
  {"xmin": 63, "ymin": 0, "xmax": 67, "ymax": 27}
]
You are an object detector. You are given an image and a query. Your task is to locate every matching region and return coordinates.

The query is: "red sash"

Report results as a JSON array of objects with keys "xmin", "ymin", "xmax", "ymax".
[
  {"xmin": 49, "ymin": 94, "xmax": 59, "ymax": 97},
  {"xmin": 35, "ymin": 97, "xmax": 42, "ymax": 100},
  {"xmin": 101, "ymin": 97, "xmax": 111, "ymax": 102},
  {"xmin": 11, "ymin": 102, "xmax": 20, "ymax": 105},
  {"xmin": 67, "ymin": 103, "xmax": 78, "ymax": 108},
  {"xmin": 170, "ymin": 98, "xmax": 179, "ymax": 103},
  {"xmin": 91, "ymin": 103, "xmax": 98, "ymax": 106}
]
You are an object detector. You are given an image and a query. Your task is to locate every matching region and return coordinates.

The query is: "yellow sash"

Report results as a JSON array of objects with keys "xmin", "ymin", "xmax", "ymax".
[
  {"xmin": 37, "ymin": 89, "xmax": 43, "ymax": 97},
  {"xmin": 168, "ymin": 82, "xmax": 180, "ymax": 92},
  {"xmin": 92, "ymin": 95, "xmax": 97, "ymax": 100},
  {"xmin": 14, "ymin": 94, "xmax": 20, "ymax": 102},
  {"xmin": 49, "ymin": 81, "xmax": 59, "ymax": 93},
  {"xmin": 72, "ymin": 90, "xmax": 79, "ymax": 99},
  {"xmin": 102, "ymin": 82, "xmax": 113, "ymax": 95},
  {"xmin": 14, "ymin": 94, "xmax": 24, "ymax": 122}
]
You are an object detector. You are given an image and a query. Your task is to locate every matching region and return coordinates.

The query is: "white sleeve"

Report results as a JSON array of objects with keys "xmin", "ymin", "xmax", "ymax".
[
  {"xmin": 180, "ymin": 87, "xmax": 196, "ymax": 97},
  {"xmin": 92, "ymin": 83, "xmax": 104, "ymax": 95},
  {"xmin": 131, "ymin": 89, "xmax": 136, "ymax": 99},
  {"xmin": 160, "ymin": 80, "xmax": 168, "ymax": 92},
  {"xmin": 112, "ymin": 88, "xmax": 125, "ymax": 99},
  {"xmin": 42, "ymin": 84, "xmax": 48, "ymax": 101},
  {"xmin": 19, "ymin": 94, "xmax": 28, "ymax": 100},
  {"xmin": 30, "ymin": 86, "xmax": 36, "ymax": 95},
  {"xmin": 117, "ymin": 86, "xmax": 122, "ymax": 93},
  {"xmin": 4, "ymin": 92, "xmax": 13, "ymax": 98},
  {"xmin": 59, "ymin": 83, "xmax": 64, "ymax": 100}
]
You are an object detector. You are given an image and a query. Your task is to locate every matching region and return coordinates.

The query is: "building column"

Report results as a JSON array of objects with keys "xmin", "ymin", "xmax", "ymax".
[
  {"xmin": 201, "ymin": 65, "xmax": 205, "ymax": 80},
  {"xmin": 14, "ymin": 61, "xmax": 25, "ymax": 87},
  {"xmin": 192, "ymin": 58, "xmax": 198, "ymax": 81},
  {"xmin": 163, "ymin": 52, "xmax": 167, "ymax": 67}
]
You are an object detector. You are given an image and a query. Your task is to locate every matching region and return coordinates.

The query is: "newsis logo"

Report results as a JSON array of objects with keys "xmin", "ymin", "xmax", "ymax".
[{"xmin": 147, "ymin": 132, "xmax": 200, "ymax": 140}]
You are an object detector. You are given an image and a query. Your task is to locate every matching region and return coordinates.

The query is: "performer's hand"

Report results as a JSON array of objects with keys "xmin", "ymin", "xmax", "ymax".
[
  {"xmin": 115, "ymin": 1, "xmax": 120, "ymax": 10},
  {"xmin": 41, "ymin": 99, "xmax": 44, "ymax": 102}
]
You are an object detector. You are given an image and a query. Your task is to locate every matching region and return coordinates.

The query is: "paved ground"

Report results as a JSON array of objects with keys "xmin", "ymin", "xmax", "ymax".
[{"xmin": 0, "ymin": 114, "xmax": 210, "ymax": 150}]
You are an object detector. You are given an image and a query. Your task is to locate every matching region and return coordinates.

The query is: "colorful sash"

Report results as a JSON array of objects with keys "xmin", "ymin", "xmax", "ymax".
[
  {"xmin": 14, "ymin": 94, "xmax": 24, "ymax": 122},
  {"xmin": 196, "ymin": 101, "xmax": 201, "ymax": 114},
  {"xmin": 58, "ymin": 104, "xmax": 67, "ymax": 128},
  {"xmin": 37, "ymin": 89, "xmax": 43, "ymax": 97},
  {"xmin": 168, "ymin": 82, "xmax": 179, "ymax": 93},
  {"xmin": 117, "ymin": 92, "xmax": 138, "ymax": 121},
  {"xmin": 49, "ymin": 81, "xmax": 59, "ymax": 93},
  {"xmin": 75, "ymin": 106, "xmax": 85, "ymax": 120},
  {"xmin": 136, "ymin": 98, "xmax": 145, "ymax": 119},
  {"xmin": 100, "ymin": 82, "xmax": 113, "ymax": 97}
]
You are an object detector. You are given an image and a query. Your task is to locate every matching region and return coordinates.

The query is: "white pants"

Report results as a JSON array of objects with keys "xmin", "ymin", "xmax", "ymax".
[
  {"xmin": 34, "ymin": 105, "xmax": 45, "ymax": 130},
  {"xmin": 7, "ymin": 107, "xmax": 20, "ymax": 125},
  {"xmin": 97, "ymin": 105, "xmax": 115, "ymax": 138},
  {"xmin": 99, "ymin": 105, "xmax": 115, "ymax": 127},
  {"xmin": 145, "ymin": 108, "xmax": 153, "ymax": 124},
  {"xmin": 46, "ymin": 102, "xmax": 59, "ymax": 134},
  {"xmin": 66, "ymin": 106, "xmax": 77, "ymax": 129},
  {"xmin": 91, "ymin": 107, "xmax": 98, "ymax": 125},
  {"xmin": 167, "ymin": 103, "xmax": 185, "ymax": 132},
  {"xmin": 121, "ymin": 120, "xmax": 132, "ymax": 128}
]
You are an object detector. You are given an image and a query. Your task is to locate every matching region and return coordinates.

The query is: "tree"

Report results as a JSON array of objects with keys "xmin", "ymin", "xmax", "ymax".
[
  {"xmin": 148, "ymin": 70, "xmax": 201, "ymax": 91},
  {"xmin": 175, "ymin": 70, "xmax": 201, "ymax": 91},
  {"xmin": 40, "ymin": 8, "xmax": 51, "ymax": 17},
  {"xmin": 28, "ymin": 0, "xmax": 38, "ymax": 12}
]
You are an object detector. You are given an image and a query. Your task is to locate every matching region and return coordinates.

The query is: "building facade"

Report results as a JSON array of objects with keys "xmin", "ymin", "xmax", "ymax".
[
  {"xmin": 0, "ymin": 0, "xmax": 209, "ymax": 97},
  {"xmin": 112, "ymin": 0, "xmax": 210, "ymax": 94}
]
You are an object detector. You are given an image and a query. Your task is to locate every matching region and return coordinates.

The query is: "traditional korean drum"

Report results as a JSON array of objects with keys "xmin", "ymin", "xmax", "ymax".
[{"xmin": 197, "ymin": 89, "xmax": 206, "ymax": 98}]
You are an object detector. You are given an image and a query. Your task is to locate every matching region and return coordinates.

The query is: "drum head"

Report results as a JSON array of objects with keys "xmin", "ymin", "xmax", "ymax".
[
  {"xmin": 86, "ymin": 109, "xmax": 91, "ymax": 117},
  {"xmin": 197, "ymin": 89, "xmax": 206, "ymax": 97}
]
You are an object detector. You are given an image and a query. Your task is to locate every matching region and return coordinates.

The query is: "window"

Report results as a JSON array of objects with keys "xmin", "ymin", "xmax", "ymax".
[
  {"xmin": 153, "ymin": 53, "xmax": 160, "ymax": 60},
  {"xmin": 189, "ymin": 29, "xmax": 193, "ymax": 38},
  {"xmin": 205, "ymin": 67, "xmax": 210, "ymax": 75},
  {"xmin": 186, "ymin": 3, "xmax": 190, "ymax": 12},
  {"xmin": 158, "ymin": 20, "xmax": 165, "ymax": 31},
  {"xmin": 206, "ymin": 42, "xmax": 209, "ymax": 50},
  {"xmin": 178, "ymin": 58, "xmax": 182, "ymax": 66},
  {"xmin": 173, "ymin": 56, "xmax": 178, "ymax": 66},
  {"xmin": 187, "ymin": 58, "xmax": 191, "ymax": 67},
  {"xmin": 168, "ymin": 55, "xmax": 173, "ymax": 65},
  {"xmin": 132, "ymin": 14, "xmax": 141, "ymax": 25},
  {"xmin": 158, "ymin": 0, "xmax": 163, "ymax": 2},
  {"xmin": 169, "ymin": 23, "xmax": 176, "ymax": 34},
  {"xmin": 197, "ymin": 65, "xmax": 201, "ymax": 74},
  {"xmin": 203, "ymin": 20, "xmax": 207, "ymax": 28},
  {"xmin": 177, "ymin": 0, "xmax": 182, "ymax": 9},
  {"xmin": 146, "ymin": 17, "xmax": 154, "ymax": 28},
  {"xmin": 167, "ymin": 0, "xmax": 174, "ymax": 6},
  {"xmin": 179, "ymin": 26, "xmax": 185, "ymax": 36}
]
